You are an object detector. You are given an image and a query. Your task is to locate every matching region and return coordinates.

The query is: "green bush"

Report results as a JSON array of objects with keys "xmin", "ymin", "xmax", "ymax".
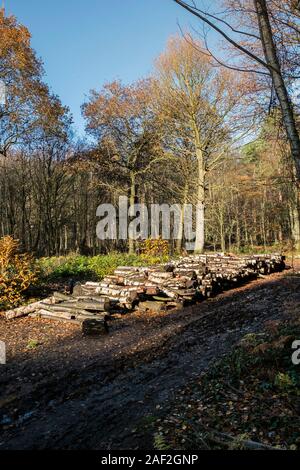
[
  {"xmin": 37, "ymin": 252, "xmax": 170, "ymax": 282},
  {"xmin": 37, "ymin": 254, "xmax": 92, "ymax": 280}
]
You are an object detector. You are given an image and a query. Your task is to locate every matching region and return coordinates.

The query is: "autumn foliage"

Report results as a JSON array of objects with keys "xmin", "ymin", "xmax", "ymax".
[
  {"xmin": 140, "ymin": 238, "xmax": 170, "ymax": 258},
  {"xmin": 1, "ymin": 9, "xmax": 300, "ymax": 255},
  {"xmin": 0, "ymin": 236, "xmax": 37, "ymax": 310}
]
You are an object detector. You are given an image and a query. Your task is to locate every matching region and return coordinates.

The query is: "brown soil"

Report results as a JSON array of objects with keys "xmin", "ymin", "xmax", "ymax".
[{"xmin": 0, "ymin": 261, "xmax": 299, "ymax": 449}]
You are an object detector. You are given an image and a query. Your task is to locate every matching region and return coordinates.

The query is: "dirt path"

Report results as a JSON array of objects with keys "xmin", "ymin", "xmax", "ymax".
[{"xmin": 0, "ymin": 266, "xmax": 299, "ymax": 449}]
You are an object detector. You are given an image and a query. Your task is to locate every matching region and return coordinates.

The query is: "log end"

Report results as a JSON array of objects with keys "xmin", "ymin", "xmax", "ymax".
[{"xmin": 82, "ymin": 318, "xmax": 109, "ymax": 336}]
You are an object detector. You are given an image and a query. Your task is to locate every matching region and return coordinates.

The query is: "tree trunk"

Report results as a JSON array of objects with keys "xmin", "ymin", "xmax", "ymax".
[
  {"xmin": 128, "ymin": 171, "xmax": 136, "ymax": 254},
  {"xmin": 176, "ymin": 182, "xmax": 188, "ymax": 253},
  {"xmin": 235, "ymin": 206, "xmax": 241, "ymax": 250},
  {"xmin": 195, "ymin": 191, "xmax": 205, "ymax": 253},
  {"xmin": 175, "ymin": 0, "xmax": 300, "ymax": 181},
  {"xmin": 218, "ymin": 207, "xmax": 226, "ymax": 252},
  {"xmin": 194, "ymin": 130, "xmax": 205, "ymax": 253},
  {"xmin": 289, "ymin": 188, "xmax": 300, "ymax": 251},
  {"xmin": 261, "ymin": 186, "xmax": 267, "ymax": 249},
  {"xmin": 254, "ymin": 0, "xmax": 300, "ymax": 180}
]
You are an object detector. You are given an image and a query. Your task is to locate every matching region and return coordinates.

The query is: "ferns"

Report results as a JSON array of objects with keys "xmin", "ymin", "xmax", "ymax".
[{"xmin": 153, "ymin": 433, "xmax": 171, "ymax": 451}]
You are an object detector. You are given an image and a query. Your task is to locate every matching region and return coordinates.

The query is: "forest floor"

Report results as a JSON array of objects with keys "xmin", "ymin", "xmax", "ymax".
[{"xmin": 0, "ymin": 260, "xmax": 299, "ymax": 450}]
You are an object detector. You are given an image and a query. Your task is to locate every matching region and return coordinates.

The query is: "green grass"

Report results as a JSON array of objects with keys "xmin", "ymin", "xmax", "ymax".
[
  {"xmin": 26, "ymin": 339, "xmax": 39, "ymax": 349},
  {"xmin": 36, "ymin": 252, "xmax": 170, "ymax": 282}
]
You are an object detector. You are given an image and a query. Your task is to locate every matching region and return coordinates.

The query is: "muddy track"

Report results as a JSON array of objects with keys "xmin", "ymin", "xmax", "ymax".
[{"xmin": 0, "ymin": 270, "xmax": 298, "ymax": 450}]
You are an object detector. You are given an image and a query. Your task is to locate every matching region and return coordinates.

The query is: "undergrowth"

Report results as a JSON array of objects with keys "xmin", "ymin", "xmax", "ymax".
[
  {"xmin": 36, "ymin": 252, "xmax": 170, "ymax": 282},
  {"xmin": 151, "ymin": 316, "xmax": 300, "ymax": 450}
]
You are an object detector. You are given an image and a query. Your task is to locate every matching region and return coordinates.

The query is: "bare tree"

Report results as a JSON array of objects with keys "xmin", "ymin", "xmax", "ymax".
[
  {"xmin": 173, "ymin": 0, "xmax": 300, "ymax": 181},
  {"xmin": 154, "ymin": 36, "xmax": 244, "ymax": 252}
]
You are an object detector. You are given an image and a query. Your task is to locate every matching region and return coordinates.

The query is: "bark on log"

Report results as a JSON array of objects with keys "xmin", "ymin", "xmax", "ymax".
[
  {"xmin": 53, "ymin": 292, "xmax": 72, "ymax": 302},
  {"xmin": 31, "ymin": 311, "xmax": 82, "ymax": 324},
  {"xmin": 5, "ymin": 298, "xmax": 54, "ymax": 320},
  {"xmin": 39, "ymin": 304, "xmax": 107, "ymax": 317},
  {"xmin": 82, "ymin": 318, "xmax": 108, "ymax": 336},
  {"xmin": 36, "ymin": 308, "xmax": 108, "ymax": 323},
  {"xmin": 57, "ymin": 298, "xmax": 110, "ymax": 312},
  {"xmin": 139, "ymin": 301, "xmax": 167, "ymax": 313},
  {"xmin": 8, "ymin": 253, "xmax": 285, "ymax": 323}
]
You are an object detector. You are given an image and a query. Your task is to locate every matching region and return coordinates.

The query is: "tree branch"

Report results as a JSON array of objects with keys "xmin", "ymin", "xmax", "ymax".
[{"xmin": 173, "ymin": 0, "xmax": 271, "ymax": 71}]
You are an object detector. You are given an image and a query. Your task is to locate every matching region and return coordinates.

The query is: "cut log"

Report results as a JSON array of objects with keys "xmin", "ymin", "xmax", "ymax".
[
  {"xmin": 72, "ymin": 282, "xmax": 87, "ymax": 297},
  {"xmin": 53, "ymin": 292, "xmax": 72, "ymax": 303},
  {"xmin": 31, "ymin": 311, "xmax": 82, "ymax": 324},
  {"xmin": 139, "ymin": 301, "xmax": 167, "ymax": 313},
  {"xmin": 7, "ymin": 253, "xmax": 285, "ymax": 324},
  {"xmin": 5, "ymin": 298, "xmax": 54, "ymax": 320},
  {"xmin": 148, "ymin": 272, "xmax": 174, "ymax": 283},
  {"xmin": 44, "ymin": 305, "xmax": 107, "ymax": 317},
  {"xmin": 145, "ymin": 286, "xmax": 160, "ymax": 296},
  {"xmin": 36, "ymin": 308, "xmax": 79, "ymax": 321},
  {"xmin": 82, "ymin": 318, "xmax": 108, "ymax": 336},
  {"xmin": 57, "ymin": 298, "xmax": 110, "ymax": 312},
  {"xmin": 36, "ymin": 308, "xmax": 108, "ymax": 323}
]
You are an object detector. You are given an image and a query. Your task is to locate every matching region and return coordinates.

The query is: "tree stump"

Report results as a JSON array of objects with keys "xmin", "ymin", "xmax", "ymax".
[{"xmin": 82, "ymin": 318, "xmax": 108, "ymax": 336}]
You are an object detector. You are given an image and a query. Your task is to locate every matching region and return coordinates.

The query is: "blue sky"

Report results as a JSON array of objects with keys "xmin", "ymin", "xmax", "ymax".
[{"xmin": 8, "ymin": 0, "xmax": 199, "ymax": 137}]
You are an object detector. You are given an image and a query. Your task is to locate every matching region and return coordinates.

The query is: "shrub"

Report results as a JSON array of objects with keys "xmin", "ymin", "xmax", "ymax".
[
  {"xmin": 37, "ymin": 252, "xmax": 169, "ymax": 282},
  {"xmin": 274, "ymin": 372, "xmax": 294, "ymax": 390},
  {"xmin": 87, "ymin": 253, "xmax": 144, "ymax": 279},
  {"xmin": 0, "ymin": 236, "xmax": 37, "ymax": 310},
  {"xmin": 37, "ymin": 254, "xmax": 92, "ymax": 279},
  {"xmin": 140, "ymin": 238, "xmax": 170, "ymax": 258}
]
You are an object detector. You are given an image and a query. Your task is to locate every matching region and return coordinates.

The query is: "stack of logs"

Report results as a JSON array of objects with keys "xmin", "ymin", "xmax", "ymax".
[
  {"xmin": 5, "ymin": 253, "xmax": 285, "ymax": 335},
  {"xmin": 76, "ymin": 253, "xmax": 285, "ymax": 309}
]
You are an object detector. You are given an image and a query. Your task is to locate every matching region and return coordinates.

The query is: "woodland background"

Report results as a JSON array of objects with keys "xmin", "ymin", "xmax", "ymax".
[{"xmin": 1, "ymin": 1, "xmax": 300, "ymax": 257}]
